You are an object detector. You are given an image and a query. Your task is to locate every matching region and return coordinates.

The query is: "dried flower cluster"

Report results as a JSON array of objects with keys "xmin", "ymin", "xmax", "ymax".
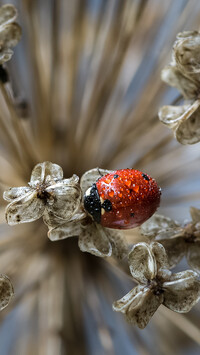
[
  {"xmin": 113, "ymin": 242, "xmax": 200, "ymax": 328},
  {"xmin": 0, "ymin": 4, "xmax": 21, "ymax": 65},
  {"xmin": 0, "ymin": 2, "xmax": 199, "ymax": 344},
  {"xmin": 3, "ymin": 161, "xmax": 200, "ymax": 328},
  {"xmin": 159, "ymin": 31, "xmax": 200, "ymax": 144},
  {"xmin": 4, "ymin": 162, "xmax": 128, "ymax": 259}
]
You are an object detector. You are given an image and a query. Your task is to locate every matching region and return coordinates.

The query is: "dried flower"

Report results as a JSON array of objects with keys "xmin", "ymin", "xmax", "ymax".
[
  {"xmin": 141, "ymin": 208, "xmax": 200, "ymax": 272},
  {"xmin": 113, "ymin": 242, "xmax": 200, "ymax": 329},
  {"xmin": 159, "ymin": 31, "xmax": 200, "ymax": 144},
  {"xmin": 4, "ymin": 161, "xmax": 81, "ymax": 226},
  {"xmin": 0, "ymin": 4, "xmax": 21, "ymax": 64}
]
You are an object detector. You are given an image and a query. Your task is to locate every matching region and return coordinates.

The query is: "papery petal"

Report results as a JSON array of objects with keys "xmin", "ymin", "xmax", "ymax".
[
  {"xmin": 160, "ymin": 238, "xmax": 186, "ymax": 268},
  {"xmin": 141, "ymin": 214, "xmax": 181, "ymax": 240},
  {"xmin": 150, "ymin": 242, "xmax": 169, "ymax": 271},
  {"xmin": 47, "ymin": 219, "xmax": 83, "ymax": 241},
  {"xmin": 187, "ymin": 242, "xmax": 200, "ymax": 274},
  {"xmin": 80, "ymin": 168, "xmax": 112, "ymax": 195},
  {"xmin": 0, "ymin": 275, "xmax": 14, "ymax": 311},
  {"xmin": 106, "ymin": 228, "xmax": 128, "ymax": 260},
  {"xmin": 3, "ymin": 186, "xmax": 32, "ymax": 201},
  {"xmin": 128, "ymin": 243, "xmax": 156, "ymax": 283},
  {"xmin": 0, "ymin": 4, "xmax": 17, "ymax": 26},
  {"xmin": 113, "ymin": 285, "xmax": 144, "ymax": 313},
  {"xmin": 163, "ymin": 270, "xmax": 200, "ymax": 312},
  {"xmin": 5, "ymin": 191, "xmax": 44, "ymax": 225},
  {"xmin": 159, "ymin": 100, "xmax": 200, "ymax": 145},
  {"xmin": 161, "ymin": 65, "xmax": 198, "ymax": 99},
  {"xmin": 159, "ymin": 104, "xmax": 189, "ymax": 129},
  {"xmin": 190, "ymin": 206, "xmax": 200, "ymax": 224},
  {"xmin": 45, "ymin": 177, "xmax": 81, "ymax": 221},
  {"xmin": 0, "ymin": 23, "xmax": 21, "ymax": 49},
  {"xmin": 30, "ymin": 162, "xmax": 64, "ymax": 186},
  {"xmin": 0, "ymin": 48, "xmax": 12, "ymax": 64},
  {"xmin": 44, "ymin": 208, "xmax": 86, "ymax": 229},
  {"xmin": 174, "ymin": 31, "xmax": 200, "ymax": 75},
  {"xmin": 113, "ymin": 286, "xmax": 162, "ymax": 329},
  {"xmin": 175, "ymin": 103, "xmax": 200, "ymax": 144},
  {"xmin": 78, "ymin": 223, "xmax": 112, "ymax": 257}
]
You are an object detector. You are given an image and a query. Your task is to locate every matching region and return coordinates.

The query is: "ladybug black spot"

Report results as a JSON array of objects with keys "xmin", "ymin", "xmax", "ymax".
[
  {"xmin": 130, "ymin": 212, "xmax": 134, "ymax": 217},
  {"xmin": 84, "ymin": 184, "xmax": 101, "ymax": 223},
  {"xmin": 114, "ymin": 174, "xmax": 119, "ymax": 179},
  {"xmin": 142, "ymin": 173, "xmax": 150, "ymax": 181},
  {"xmin": 102, "ymin": 199, "xmax": 112, "ymax": 212}
]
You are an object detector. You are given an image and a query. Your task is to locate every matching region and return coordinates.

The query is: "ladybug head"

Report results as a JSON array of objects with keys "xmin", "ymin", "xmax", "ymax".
[{"xmin": 83, "ymin": 183, "xmax": 101, "ymax": 223}]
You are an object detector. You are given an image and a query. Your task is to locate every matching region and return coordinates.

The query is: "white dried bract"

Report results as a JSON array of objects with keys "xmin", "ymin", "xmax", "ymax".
[
  {"xmin": 0, "ymin": 274, "xmax": 14, "ymax": 311},
  {"xmin": 47, "ymin": 168, "xmax": 128, "ymax": 259},
  {"xmin": 159, "ymin": 31, "xmax": 200, "ymax": 144},
  {"xmin": 141, "ymin": 208, "xmax": 200, "ymax": 272},
  {"xmin": 4, "ymin": 161, "xmax": 82, "ymax": 226},
  {"xmin": 113, "ymin": 242, "xmax": 200, "ymax": 329},
  {"xmin": 0, "ymin": 4, "xmax": 21, "ymax": 64}
]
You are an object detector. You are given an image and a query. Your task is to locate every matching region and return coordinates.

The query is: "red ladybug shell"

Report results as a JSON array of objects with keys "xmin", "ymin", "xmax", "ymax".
[{"xmin": 84, "ymin": 169, "xmax": 161, "ymax": 229}]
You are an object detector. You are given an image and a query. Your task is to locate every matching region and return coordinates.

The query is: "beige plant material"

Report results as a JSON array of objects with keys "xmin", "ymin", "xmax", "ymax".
[
  {"xmin": 4, "ymin": 166, "xmax": 128, "ymax": 259},
  {"xmin": 0, "ymin": 274, "xmax": 14, "ymax": 311},
  {"xmin": 141, "ymin": 208, "xmax": 200, "ymax": 272},
  {"xmin": 159, "ymin": 31, "xmax": 200, "ymax": 144},
  {"xmin": 4, "ymin": 161, "xmax": 81, "ymax": 225},
  {"xmin": 113, "ymin": 242, "xmax": 200, "ymax": 329},
  {"xmin": 0, "ymin": 4, "xmax": 21, "ymax": 64}
]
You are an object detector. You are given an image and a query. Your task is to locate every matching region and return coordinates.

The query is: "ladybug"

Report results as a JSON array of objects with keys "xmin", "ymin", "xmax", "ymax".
[{"xmin": 84, "ymin": 169, "xmax": 161, "ymax": 229}]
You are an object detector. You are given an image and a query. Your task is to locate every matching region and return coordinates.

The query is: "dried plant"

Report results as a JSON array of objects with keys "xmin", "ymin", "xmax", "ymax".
[{"xmin": 0, "ymin": 1, "xmax": 199, "ymax": 355}]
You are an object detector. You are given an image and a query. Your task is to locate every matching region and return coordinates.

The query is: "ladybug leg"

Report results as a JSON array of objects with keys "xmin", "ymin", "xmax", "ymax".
[{"xmin": 97, "ymin": 167, "xmax": 104, "ymax": 177}]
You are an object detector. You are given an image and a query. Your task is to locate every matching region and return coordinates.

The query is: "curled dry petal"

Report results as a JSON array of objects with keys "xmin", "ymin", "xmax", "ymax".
[
  {"xmin": 141, "ymin": 214, "xmax": 181, "ymax": 240},
  {"xmin": 5, "ymin": 190, "xmax": 44, "ymax": 225},
  {"xmin": 47, "ymin": 219, "xmax": 83, "ymax": 241},
  {"xmin": 0, "ymin": 5, "xmax": 21, "ymax": 65},
  {"xmin": 113, "ymin": 285, "xmax": 143, "ymax": 313},
  {"xmin": 0, "ymin": 23, "xmax": 21, "ymax": 49},
  {"xmin": 161, "ymin": 65, "xmax": 198, "ymax": 99},
  {"xmin": 159, "ymin": 100, "xmax": 200, "ymax": 145},
  {"xmin": 190, "ymin": 206, "xmax": 200, "ymax": 224},
  {"xmin": 44, "ymin": 208, "xmax": 86, "ymax": 229},
  {"xmin": 3, "ymin": 186, "xmax": 31, "ymax": 201},
  {"xmin": 113, "ymin": 286, "xmax": 163, "ymax": 329},
  {"xmin": 159, "ymin": 105, "xmax": 189, "ymax": 129},
  {"xmin": 80, "ymin": 167, "xmax": 112, "ymax": 195},
  {"xmin": 186, "ymin": 242, "xmax": 200, "ymax": 274},
  {"xmin": 161, "ymin": 238, "xmax": 186, "ymax": 268},
  {"xmin": 106, "ymin": 228, "xmax": 128, "ymax": 260},
  {"xmin": 174, "ymin": 31, "xmax": 200, "ymax": 75},
  {"xmin": 0, "ymin": 5, "xmax": 17, "ymax": 25},
  {"xmin": 128, "ymin": 243, "xmax": 156, "ymax": 284},
  {"xmin": 150, "ymin": 242, "xmax": 169, "ymax": 271},
  {"xmin": 45, "ymin": 178, "xmax": 81, "ymax": 221},
  {"xmin": 163, "ymin": 270, "xmax": 200, "ymax": 312},
  {"xmin": 30, "ymin": 161, "xmax": 64, "ymax": 187},
  {"xmin": 78, "ymin": 223, "xmax": 112, "ymax": 257},
  {"xmin": 0, "ymin": 275, "xmax": 14, "ymax": 311}
]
